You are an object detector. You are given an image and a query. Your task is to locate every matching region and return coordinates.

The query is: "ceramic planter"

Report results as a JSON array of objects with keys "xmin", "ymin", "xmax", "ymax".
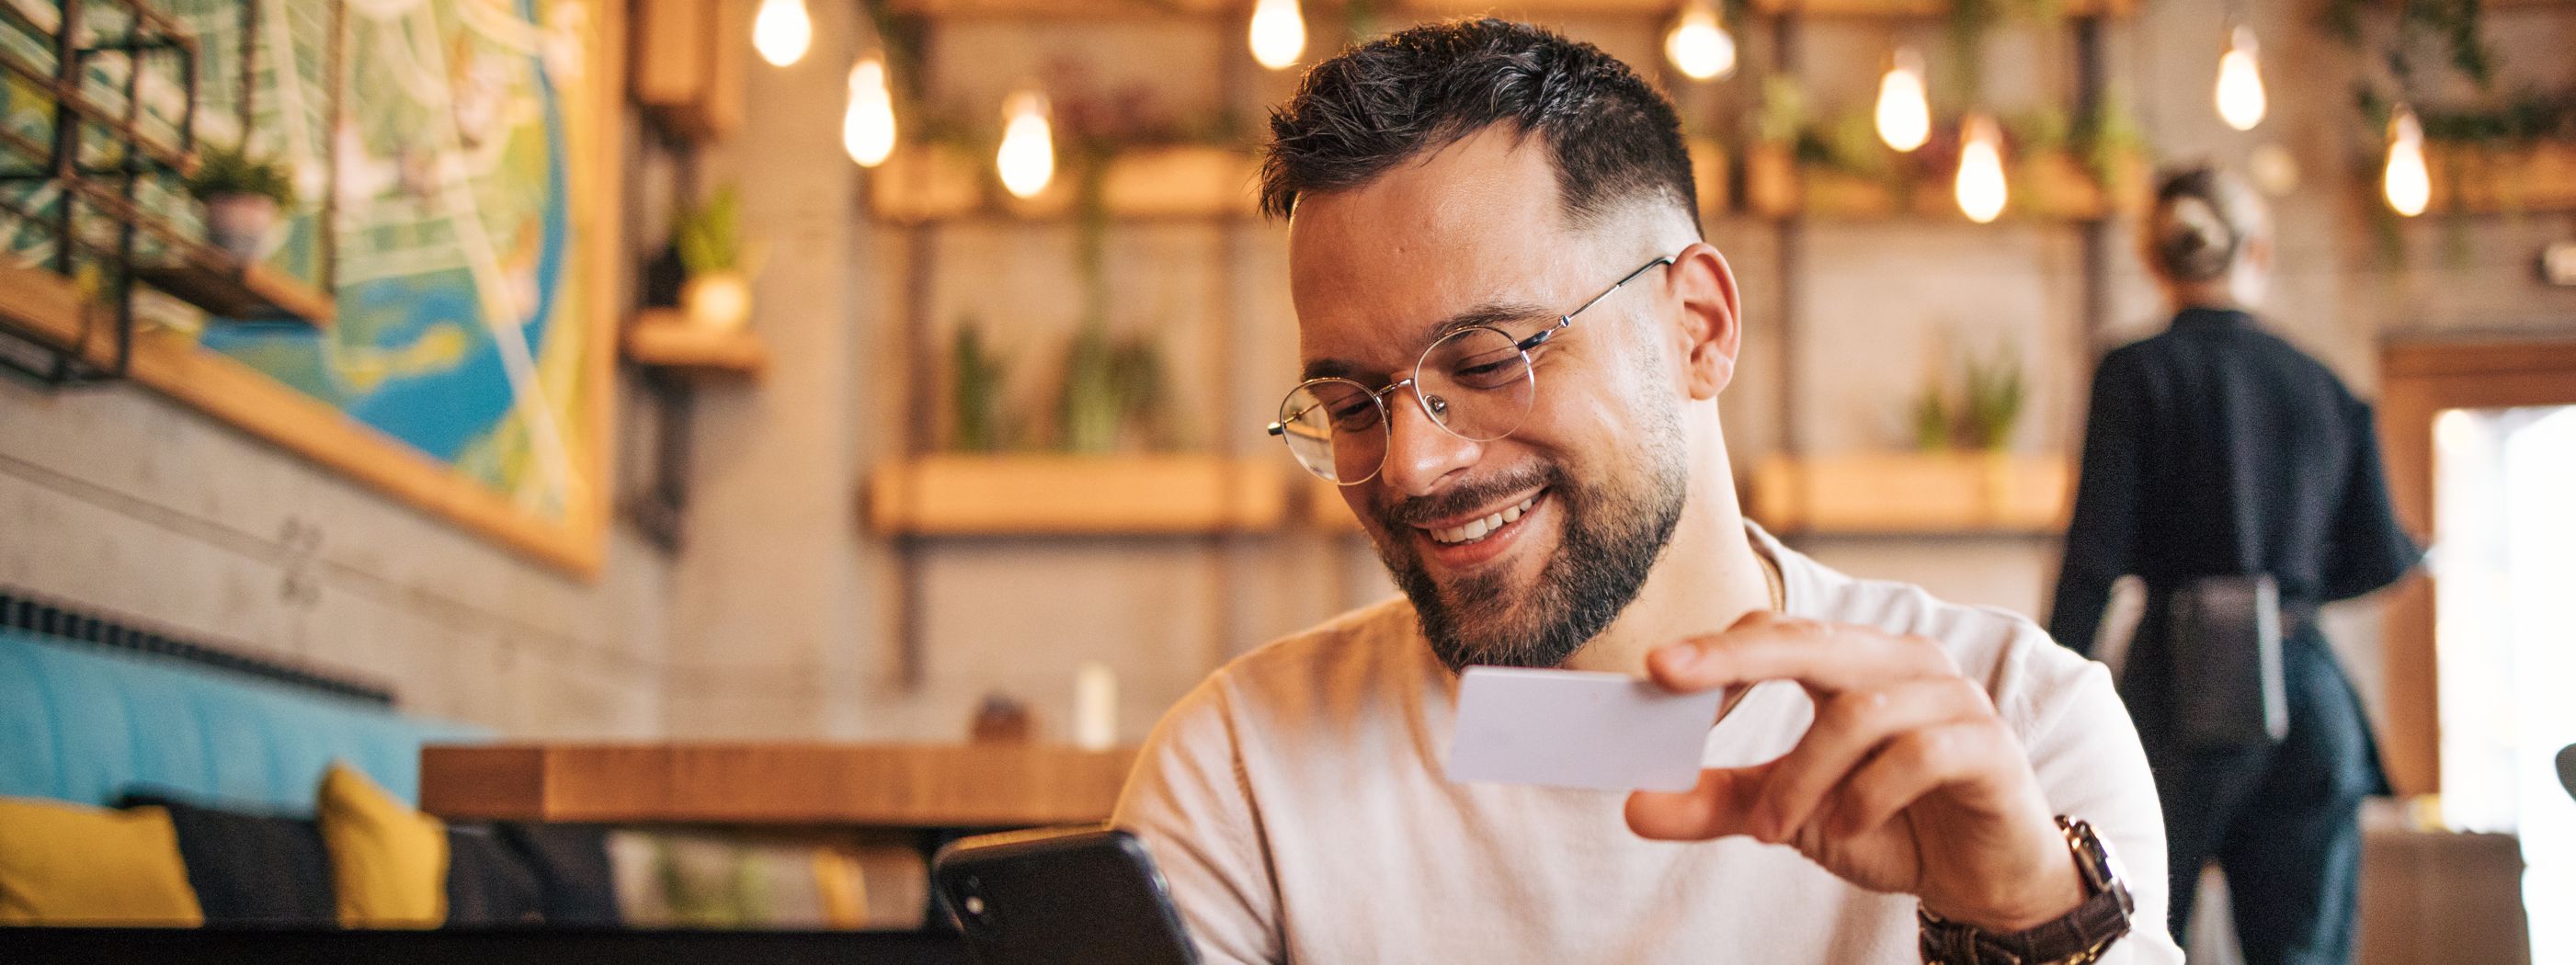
[
  {"xmin": 681, "ymin": 270, "xmax": 753, "ymax": 334},
  {"xmin": 203, "ymin": 194, "xmax": 278, "ymax": 262}
]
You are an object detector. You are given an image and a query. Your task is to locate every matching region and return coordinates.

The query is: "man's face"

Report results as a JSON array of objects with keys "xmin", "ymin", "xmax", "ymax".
[{"xmin": 1286, "ymin": 128, "xmax": 1691, "ymax": 672}]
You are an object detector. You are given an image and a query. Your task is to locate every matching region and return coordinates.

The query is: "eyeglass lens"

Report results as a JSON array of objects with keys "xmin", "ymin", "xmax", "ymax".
[{"xmin": 1275, "ymin": 325, "xmax": 1537, "ymax": 483}]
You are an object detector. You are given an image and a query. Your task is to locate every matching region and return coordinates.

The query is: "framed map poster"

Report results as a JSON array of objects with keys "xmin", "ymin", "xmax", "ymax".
[{"xmin": 0, "ymin": 0, "xmax": 623, "ymax": 575}]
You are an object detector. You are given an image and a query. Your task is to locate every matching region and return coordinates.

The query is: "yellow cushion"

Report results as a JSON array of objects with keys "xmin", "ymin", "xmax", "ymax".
[
  {"xmin": 316, "ymin": 763, "xmax": 448, "ymax": 928},
  {"xmin": 0, "ymin": 797, "xmax": 204, "ymax": 926}
]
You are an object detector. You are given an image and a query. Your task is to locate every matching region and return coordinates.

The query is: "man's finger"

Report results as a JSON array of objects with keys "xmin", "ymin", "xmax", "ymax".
[
  {"xmin": 1748, "ymin": 676, "xmax": 1996, "ymax": 844},
  {"xmin": 1827, "ymin": 721, "xmax": 2011, "ymax": 838},
  {"xmin": 1647, "ymin": 612, "xmax": 1957, "ymax": 696},
  {"xmin": 1624, "ymin": 762, "xmax": 1772, "ymax": 842}
]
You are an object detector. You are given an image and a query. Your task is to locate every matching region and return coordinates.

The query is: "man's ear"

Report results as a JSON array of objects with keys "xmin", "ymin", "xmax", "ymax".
[{"xmin": 1668, "ymin": 241, "xmax": 1742, "ymax": 401}]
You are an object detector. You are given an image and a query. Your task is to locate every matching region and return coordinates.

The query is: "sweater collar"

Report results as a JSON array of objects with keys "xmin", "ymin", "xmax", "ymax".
[{"xmin": 2172, "ymin": 305, "xmax": 2254, "ymax": 329}]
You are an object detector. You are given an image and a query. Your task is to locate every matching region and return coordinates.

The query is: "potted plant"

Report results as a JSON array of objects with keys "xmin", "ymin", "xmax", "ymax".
[
  {"xmin": 673, "ymin": 185, "xmax": 758, "ymax": 333},
  {"xmin": 185, "ymin": 143, "xmax": 296, "ymax": 262}
]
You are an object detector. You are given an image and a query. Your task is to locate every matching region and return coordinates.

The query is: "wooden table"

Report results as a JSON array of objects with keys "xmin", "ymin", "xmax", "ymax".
[{"xmin": 419, "ymin": 743, "xmax": 1136, "ymax": 828}]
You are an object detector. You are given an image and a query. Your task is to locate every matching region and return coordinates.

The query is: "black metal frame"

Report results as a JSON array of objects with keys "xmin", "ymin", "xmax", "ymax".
[
  {"xmin": 0, "ymin": 0, "xmax": 199, "ymax": 384},
  {"xmin": 0, "ymin": 585, "xmax": 395, "ymax": 705},
  {"xmin": 0, "ymin": 0, "xmax": 342, "ymax": 386}
]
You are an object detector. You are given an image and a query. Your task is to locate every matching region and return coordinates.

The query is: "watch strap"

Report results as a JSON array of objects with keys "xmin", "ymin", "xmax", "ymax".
[{"xmin": 1918, "ymin": 817, "xmax": 2135, "ymax": 965}]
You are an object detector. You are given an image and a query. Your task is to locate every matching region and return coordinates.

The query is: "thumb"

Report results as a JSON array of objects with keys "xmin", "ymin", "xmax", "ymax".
[{"xmin": 1624, "ymin": 764, "xmax": 1770, "ymax": 841}]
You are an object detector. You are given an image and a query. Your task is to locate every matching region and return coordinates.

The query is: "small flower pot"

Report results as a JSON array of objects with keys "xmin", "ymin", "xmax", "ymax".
[
  {"xmin": 203, "ymin": 194, "xmax": 279, "ymax": 262},
  {"xmin": 681, "ymin": 271, "xmax": 753, "ymax": 334}
]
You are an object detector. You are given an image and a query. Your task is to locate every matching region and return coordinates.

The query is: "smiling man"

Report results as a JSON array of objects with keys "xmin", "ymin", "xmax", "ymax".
[{"xmin": 1113, "ymin": 19, "xmax": 2182, "ymax": 964}]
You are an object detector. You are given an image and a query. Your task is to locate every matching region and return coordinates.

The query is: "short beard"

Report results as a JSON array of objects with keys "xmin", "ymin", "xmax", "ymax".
[{"xmin": 1373, "ymin": 415, "xmax": 1688, "ymax": 673}]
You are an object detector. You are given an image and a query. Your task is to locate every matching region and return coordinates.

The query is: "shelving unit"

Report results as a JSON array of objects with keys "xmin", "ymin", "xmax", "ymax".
[
  {"xmin": 1754, "ymin": 0, "xmax": 2126, "ymax": 528},
  {"xmin": 2424, "ymin": 142, "xmax": 2576, "ymax": 214},
  {"xmin": 1750, "ymin": 0, "xmax": 2134, "ymax": 16},
  {"xmin": 867, "ymin": 454, "xmax": 1289, "ymax": 535},
  {"xmin": 1751, "ymin": 451, "xmax": 2069, "ymax": 535},
  {"xmin": 632, "ymin": 0, "xmax": 747, "ymax": 142},
  {"xmin": 1743, "ymin": 144, "xmax": 2144, "ymax": 221},
  {"xmin": 0, "ymin": 0, "xmax": 340, "ymax": 383},
  {"xmin": 624, "ymin": 309, "xmax": 769, "ymax": 381}
]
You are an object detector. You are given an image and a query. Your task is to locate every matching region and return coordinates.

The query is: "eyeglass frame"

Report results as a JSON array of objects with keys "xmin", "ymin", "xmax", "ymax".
[{"xmin": 1264, "ymin": 252, "xmax": 1681, "ymax": 485}]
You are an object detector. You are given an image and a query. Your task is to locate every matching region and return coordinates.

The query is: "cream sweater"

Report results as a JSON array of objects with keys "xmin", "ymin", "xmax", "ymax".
[{"xmin": 1114, "ymin": 525, "xmax": 2184, "ymax": 963}]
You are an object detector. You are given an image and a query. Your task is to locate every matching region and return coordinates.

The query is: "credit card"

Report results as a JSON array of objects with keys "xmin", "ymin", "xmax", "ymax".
[{"xmin": 1447, "ymin": 666, "xmax": 1727, "ymax": 792}]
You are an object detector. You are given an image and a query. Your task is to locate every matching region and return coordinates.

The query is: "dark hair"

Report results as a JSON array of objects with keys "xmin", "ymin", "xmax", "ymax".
[
  {"xmin": 2147, "ymin": 165, "xmax": 2263, "ymax": 283},
  {"xmin": 1258, "ymin": 18, "xmax": 1699, "ymax": 232}
]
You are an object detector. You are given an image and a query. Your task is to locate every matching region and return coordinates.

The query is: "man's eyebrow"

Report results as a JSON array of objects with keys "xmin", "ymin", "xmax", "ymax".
[{"xmin": 1298, "ymin": 300, "xmax": 1556, "ymax": 382}]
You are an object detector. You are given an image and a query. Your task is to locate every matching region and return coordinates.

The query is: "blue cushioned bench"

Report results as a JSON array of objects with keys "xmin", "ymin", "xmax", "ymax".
[{"xmin": 0, "ymin": 622, "xmax": 485, "ymax": 812}]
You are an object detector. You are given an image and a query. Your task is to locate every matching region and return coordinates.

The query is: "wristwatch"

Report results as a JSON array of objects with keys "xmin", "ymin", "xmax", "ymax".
[{"xmin": 1918, "ymin": 816, "xmax": 2136, "ymax": 965}]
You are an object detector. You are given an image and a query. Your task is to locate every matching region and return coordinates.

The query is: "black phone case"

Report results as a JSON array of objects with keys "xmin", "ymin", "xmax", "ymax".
[{"xmin": 931, "ymin": 826, "xmax": 1200, "ymax": 965}]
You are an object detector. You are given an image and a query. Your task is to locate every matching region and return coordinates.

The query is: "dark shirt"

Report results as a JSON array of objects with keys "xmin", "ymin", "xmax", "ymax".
[{"xmin": 2047, "ymin": 308, "xmax": 2422, "ymax": 657}]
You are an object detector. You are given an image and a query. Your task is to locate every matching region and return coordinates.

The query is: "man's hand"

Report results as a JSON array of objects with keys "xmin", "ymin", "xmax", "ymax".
[{"xmin": 1624, "ymin": 610, "xmax": 2085, "ymax": 934}]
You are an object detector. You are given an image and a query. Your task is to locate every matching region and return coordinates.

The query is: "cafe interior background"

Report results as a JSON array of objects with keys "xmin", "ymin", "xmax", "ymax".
[{"xmin": 0, "ymin": 0, "xmax": 2571, "ymax": 958}]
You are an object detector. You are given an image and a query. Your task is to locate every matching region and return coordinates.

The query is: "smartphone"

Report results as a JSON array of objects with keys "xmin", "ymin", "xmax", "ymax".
[{"xmin": 931, "ymin": 825, "xmax": 1200, "ymax": 965}]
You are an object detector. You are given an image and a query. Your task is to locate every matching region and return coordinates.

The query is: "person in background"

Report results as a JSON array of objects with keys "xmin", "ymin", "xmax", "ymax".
[
  {"xmin": 2048, "ymin": 166, "xmax": 2422, "ymax": 964},
  {"xmin": 1118, "ymin": 18, "xmax": 2182, "ymax": 964}
]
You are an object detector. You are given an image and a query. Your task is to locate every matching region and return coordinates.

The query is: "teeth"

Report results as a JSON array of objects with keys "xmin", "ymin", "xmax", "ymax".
[{"xmin": 1428, "ymin": 494, "xmax": 1539, "ymax": 545}]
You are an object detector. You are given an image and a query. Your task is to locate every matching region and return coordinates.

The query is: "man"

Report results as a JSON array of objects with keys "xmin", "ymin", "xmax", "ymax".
[{"xmin": 1115, "ymin": 20, "xmax": 2181, "ymax": 963}]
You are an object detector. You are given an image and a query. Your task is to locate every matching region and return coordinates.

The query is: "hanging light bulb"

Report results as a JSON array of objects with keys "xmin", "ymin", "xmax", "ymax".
[
  {"xmin": 751, "ymin": 0, "xmax": 811, "ymax": 67},
  {"xmin": 1875, "ymin": 48, "xmax": 1931, "ymax": 153},
  {"xmin": 2384, "ymin": 105, "xmax": 2430, "ymax": 217},
  {"xmin": 997, "ymin": 88, "xmax": 1055, "ymax": 199},
  {"xmin": 1663, "ymin": 0, "xmax": 1737, "ymax": 82},
  {"xmin": 1248, "ymin": 0, "xmax": 1305, "ymax": 71},
  {"xmin": 2215, "ymin": 25, "xmax": 2266, "ymax": 131},
  {"xmin": 843, "ymin": 56, "xmax": 896, "ymax": 167},
  {"xmin": 1955, "ymin": 113, "xmax": 2008, "ymax": 223}
]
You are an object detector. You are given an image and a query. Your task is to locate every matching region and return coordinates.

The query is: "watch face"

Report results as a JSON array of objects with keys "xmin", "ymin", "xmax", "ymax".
[{"xmin": 2100, "ymin": 833, "xmax": 2131, "ymax": 891}]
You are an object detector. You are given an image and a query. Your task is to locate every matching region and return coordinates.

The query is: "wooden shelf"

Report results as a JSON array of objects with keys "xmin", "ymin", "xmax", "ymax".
[
  {"xmin": 885, "ymin": 0, "xmax": 2141, "ymax": 17},
  {"xmin": 1745, "ymin": 144, "xmax": 2142, "ymax": 221},
  {"xmin": 420, "ymin": 743, "xmax": 1134, "ymax": 828},
  {"xmin": 2425, "ymin": 142, "xmax": 2576, "ymax": 214},
  {"xmin": 631, "ymin": 0, "xmax": 746, "ymax": 141},
  {"xmin": 867, "ymin": 453, "xmax": 1289, "ymax": 535},
  {"xmin": 1753, "ymin": 0, "xmax": 2134, "ymax": 16},
  {"xmin": 624, "ymin": 309, "xmax": 769, "ymax": 380},
  {"xmin": 1751, "ymin": 451, "xmax": 2070, "ymax": 535},
  {"xmin": 0, "ymin": 260, "xmax": 98, "ymax": 354},
  {"xmin": 873, "ymin": 140, "xmax": 1730, "ymax": 224},
  {"xmin": 885, "ymin": 0, "xmax": 1700, "ymax": 17},
  {"xmin": 131, "ymin": 259, "xmax": 336, "ymax": 328},
  {"xmin": 872, "ymin": 143, "xmax": 1263, "ymax": 223}
]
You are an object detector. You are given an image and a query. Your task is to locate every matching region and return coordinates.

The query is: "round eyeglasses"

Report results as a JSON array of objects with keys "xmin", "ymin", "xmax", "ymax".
[{"xmin": 1266, "ymin": 254, "xmax": 1677, "ymax": 484}]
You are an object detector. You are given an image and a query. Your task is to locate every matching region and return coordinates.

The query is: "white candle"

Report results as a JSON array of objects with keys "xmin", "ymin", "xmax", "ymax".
[{"xmin": 1075, "ymin": 662, "xmax": 1118, "ymax": 751}]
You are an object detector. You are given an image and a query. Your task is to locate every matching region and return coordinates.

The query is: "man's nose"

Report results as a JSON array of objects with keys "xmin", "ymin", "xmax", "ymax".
[{"xmin": 1378, "ymin": 389, "xmax": 1482, "ymax": 497}]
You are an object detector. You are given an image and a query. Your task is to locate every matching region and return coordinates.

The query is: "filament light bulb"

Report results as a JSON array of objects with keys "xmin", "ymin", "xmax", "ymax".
[
  {"xmin": 1663, "ymin": 0, "xmax": 1737, "ymax": 82},
  {"xmin": 1955, "ymin": 114, "xmax": 2007, "ymax": 223},
  {"xmin": 2215, "ymin": 26, "xmax": 2266, "ymax": 131},
  {"xmin": 751, "ymin": 0, "xmax": 810, "ymax": 67},
  {"xmin": 1875, "ymin": 49, "xmax": 1931, "ymax": 153},
  {"xmin": 844, "ymin": 56, "xmax": 895, "ymax": 167},
  {"xmin": 2384, "ymin": 106, "xmax": 2430, "ymax": 218},
  {"xmin": 1249, "ymin": 0, "xmax": 1305, "ymax": 70},
  {"xmin": 997, "ymin": 89, "xmax": 1054, "ymax": 199}
]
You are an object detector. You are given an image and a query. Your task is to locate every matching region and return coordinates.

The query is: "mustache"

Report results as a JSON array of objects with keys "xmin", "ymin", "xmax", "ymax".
[{"xmin": 1377, "ymin": 463, "xmax": 1561, "ymax": 530}]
